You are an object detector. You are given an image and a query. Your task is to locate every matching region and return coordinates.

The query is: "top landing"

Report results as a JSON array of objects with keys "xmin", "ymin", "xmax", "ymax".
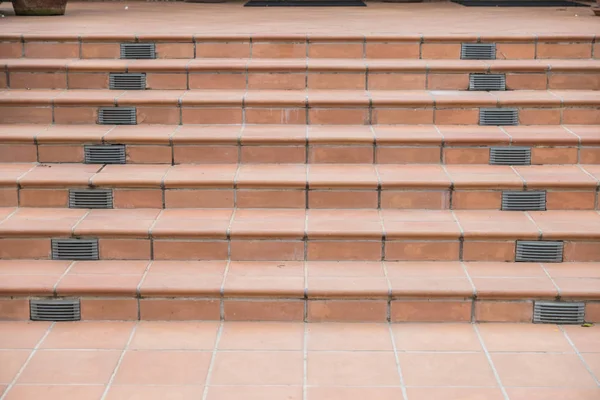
[{"xmin": 0, "ymin": 1, "xmax": 597, "ymax": 37}]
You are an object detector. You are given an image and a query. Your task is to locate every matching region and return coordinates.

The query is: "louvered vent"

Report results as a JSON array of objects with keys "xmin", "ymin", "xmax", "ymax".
[
  {"xmin": 489, "ymin": 147, "xmax": 531, "ymax": 166},
  {"xmin": 469, "ymin": 74, "xmax": 506, "ymax": 91},
  {"xmin": 84, "ymin": 145, "xmax": 126, "ymax": 164},
  {"xmin": 501, "ymin": 191, "xmax": 546, "ymax": 211},
  {"xmin": 30, "ymin": 299, "xmax": 81, "ymax": 322},
  {"xmin": 51, "ymin": 239, "xmax": 99, "ymax": 260},
  {"xmin": 98, "ymin": 107, "xmax": 137, "ymax": 125},
  {"xmin": 515, "ymin": 241, "xmax": 563, "ymax": 263},
  {"xmin": 461, "ymin": 43, "xmax": 496, "ymax": 60},
  {"xmin": 120, "ymin": 43, "xmax": 156, "ymax": 59},
  {"xmin": 109, "ymin": 73, "xmax": 147, "ymax": 90},
  {"xmin": 69, "ymin": 189, "xmax": 114, "ymax": 209},
  {"xmin": 533, "ymin": 301, "xmax": 585, "ymax": 325},
  {"xmin": 480, "ymin": 108, "xmax": 518, "ymax": 126}
]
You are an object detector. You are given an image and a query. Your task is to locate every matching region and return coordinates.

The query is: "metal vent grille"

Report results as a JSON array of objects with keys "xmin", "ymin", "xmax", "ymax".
[
  {"xmin": 98, "ymin": 107, "xmax": 137, "ymax": 125},
  {"xmin": 480, "ymin": 108, "xmax": 519, "ymax": 126},
  {"xmin": 461, "ymin": 43, "xmax": 496, "ymax": 60},
  {"xmin": 501, "ymin": 191, "xmax": 546, "ymax": 211},
  {"xmin": 69, "ymin": 189, "xmax": 114, "ymax": 209},
  {"xmin": 469, "ymin": 74, "xmax": 506, "ymax": 91},
  {"xmin": 515, "ymin": 241, "xmax": 563, "ymax": 263},
  {"xmin": 51, "ymin": 239, "xmax": 99, "ymax": 260},
  {"xmin": 489, "ymin": 146, "xmax": 531, "ymax": 166},
  {"xmin": 109, "ymin": 73, "xmax": 147, "ymax": 90},
  {"xmin": 30, "ymin": 299, "xmax": 81, "ymax": 322},
  {"xmin": 84, "ymin": 145, "xmax": 126, "ymax": 164},
  {"xmin": 533, "ymin": 301, "xmax": 585, "ymax": 324},
  {"xmin": 120, "ymin": 43, "xmax": 156, "ymax": 59}
]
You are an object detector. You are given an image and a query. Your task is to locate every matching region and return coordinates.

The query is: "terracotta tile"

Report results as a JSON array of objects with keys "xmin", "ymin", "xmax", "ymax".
[
  {"xmin": 308, "ymin": 276, "xmax": 388, "ymax": 298},
  {"xmin": 182, "ymin": 107, "xmax": 243, "ymax": 124},
  {"xmin": 455, "ymin": 210, "xmax": 539, "ymax": 239},
  {"xmin": 190, "ymin": 73, "xmax": 246, "ymax": 89},
  {"xmin": 496, "ymin": 43, "xmax": 536, "ymax": 59},
  {"xmin": 308, "ymin": 43, "xmax": 363, "ymax": 58},
  {"xmin": 549, "ymin": 73, "xmax": 600, "ymax": 90},
  {"xmin": 473, "ymin": 276, "xmax": 557, "ymax": 299},
  {"xmin": 152, "ymin": 209, "xmax": 232, "ymax": 239},
  {"xmin": 421, "ymin": 43, "xmax": 461, "ymax": 59},
  {"xmin": 372, "ymin": 108, "xmax": 434, "ymax": 124},
  {"xmin": 41, "ymin": 322, "xmax": 134, "ymax": 350},
  {"xmin": 0, "ymin": 208, "xmax": 85, "ymax": 237},
  {"xmin": 224, "ymin": 275, "xmax": 304, "ymax": 298},
  {"xmin": 308, "ymin": 164, "xmax": 376, "ymax": 189},
  {"xmin": 528, "ymin": 210, "xmax": 600, "ymax": 240},
  {"xmin": 465, "ymin": 261, "xmax": 546, "ymax": 277},
  {"xmin": 443, "ymin": 148, "xmax": 490, "ymax": 164},
  {"xmin": 211, "ymin": 351, "xmax": 303, "ymax": 385},
  {"xmin": 218, "ymin": 321, "xmax": 303, "ymax": 350},
  {"xmin": 10, "ymin": 72, "xmax": 67, "ymax": 90},
  {"xmin": 113, "ymin": 189, "xmax": 163, "ymax": 209},
  {"xmin": 446, "ymin": 165, "xmax": 522, "ymax": 189},
  {"xmin": 106, "ymin": 386, "xmax": 204, "ymax": 400},
  {"xmin": 385, "ymin": 240, "xmax": 460, "ymax": 261},
  {"xmin": 207, "ymin": 386, "xmax": 302, "ymax": 400},
  {"xmin": 307, "ymin": 209, "xmax": 381, "ymax": 239},
  {"xmin": 381, "ymin": 210, "xmax": 460, "ymax": 240},
  {"xmin": 139, "ymin": 272, "xmax": 222, "ymax": 297},
  {"xmin": 532, "ymin": 147, "xmax": 578, "ymax": 165},
  {"xmin": 80, "ymin": 299, "xmax": 138, "ymax": 320},
  {"xmin": 114, "ymin": 350, "xmax": 211, "ymax": 385},
  {"xmin": 427, "ymin": 73, "xmax": 469, "ymax": 90},
  {"xmin": 474, "ymin": 300, "xmax": 532, "ymax": 322},
  {"xmin": 377, "ymin": 164, "xmax": 450, "ymax": 189},
  {"xmin": 586, "ymin": 303, "xmax": 600, "ymax": 322},
  {"xmin": 368, "ymin": 73, "xmax": 427, "ymax": 90},
  {"xmin": 153, "ymin": 240, "xmax": 228, "ymax": 260},
  {"xmin": 514, "ymin": 165, "xmax": 597, "ymax": 189},
  {"xmin": 248, "ymin": 73, "xmax": 305, "ymax": 90},
  {"xmin": 308, "ymin": 300, "xmax": 387, "ymax": 322},
  {"xmin": 399, "ymin": 353, "xmax": 497, "ymax": 386},
  {"xmin": 0, "ymin": 350, "xmax": 31, "ymax": 383},
  {"xmin": 139, "ymin": 299, "xmax": 220, "ymax": 320},
  {"xmin": 563, "ymin": 241, "xmax": 600, "ymax": 262},
  {"xmin": 98, "ymin": 238, "xmax": 151, "ymax": 260},
  {"xmin": 0, "ymin": 107, "xmax": 52, "ymax": 124},
  {"xmin": 236, "ymin": 164, "xmax": 306, "ymax": 188},
  {"xmin": 392, "ymin": 323, "xmax": 480, "ymax": 351},
  {"xmin": 537, "ymin": 43, "xmax": 592, "ymax": 59},
  {"xmin": 547, "ymin": 190, "xmax": 595, "ymax": 211},
  {"xmin": 0, "ymin": 144, "xmax": 37, "ymax": 163},
  {"xmin": 479, "ymin": 323, "xmax": 573, "ymax": 352},
  {"xmin": 506, "ymin": 73, "xmax": 548, "ymax": 90},
  {"xmin": 163, "ymin": 164, "xmax": 237, "ymax": 188},
  {"xmin": 493, "ymin": 353, "xmax": 597, "ymax": 387},
  {"xmin": 308, "ymin": 387, "xmax": 405, "ymax": 400},
  {"xmin": 519, "ymin": 108, "xmax": 561, "ymax": 125},
  {"xmin": 230, "ymin": 209, "xmax": 305, "ymax": 239},
  {"xmin": 307, "ymin": 323, "xmax": 392, "ymax": 351},
  {"xmin": 0, "ymin": 321, "xmax": 51, "ymax": 348},
  {"xmin": 196, "ymin": 42, "xmax": 250, "ymax": 58},
  {"xmin": 74, "ymin": 209, "xmax": 158, "ymax": 238},
  {"xmin": 4, "ymin": 385, "xmax": 106, "ymax": 400},
  {"xmin": 506, "ymin": 388, "xmax": 600, "ymax": 400},
  {"xmin": 236, "ymin": 189, "xmax": 304, "ymax": 208},
  {"xmin": 0, "ymin": 42, "xmax": 23, "ymax": 58},
  {"xmin": 390, "ymin": 276, "xmax": 472, "ymax": 298},
  {"xmin": 242, "ymin": 145, "xmax": 305, "ymax": 163},
  {"xmin": 24, "ymin": 42, "xmax": 79, "ymax": 58},
  {"xmin": 309, "ymin": 190, "xmax": 377, "ymax": 208},
  {"xmin": 20, "ymin": 163, "xmax": 99, "ymax": 187},
  {"xmin": 223, "ymin": 299, "xmax": 304, "ymax": 321},
  {"xmin": 81, "ymin": 42, "xmax": 120, "ymax": 58},
  {"xmin": 91, "ymin": 164, "xmax": 168, "ymax": 187},
  {"xmin": 438, "ymin": 125, "xmax": 509, "ymax": 145},
  {"xmin": 18, "ymin": 350, "xmax": 120, "ymax": 384},
  {"xmin": 307, "ymin": 351, "xmax": 400, "ymax": 386}
]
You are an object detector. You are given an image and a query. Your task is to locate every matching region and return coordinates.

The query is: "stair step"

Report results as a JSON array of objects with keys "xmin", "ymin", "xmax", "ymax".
[
  {"xmin": 1, "ymin": 89, "xmax": 598, "ymax": 125},
  {"xmin": 2, "ymin": 163, "xmax": 599, "ymax": 210},
  {"xmin": 3, "ymin": 58, "xmax": 600, "ymax": 90},
  {"xmin": 1, "ymin": 259, "xmax": 598, "ymax": 322},
  {"xmin": 0, "ymin": 208, "xmax": 598, "ymax": 262}
]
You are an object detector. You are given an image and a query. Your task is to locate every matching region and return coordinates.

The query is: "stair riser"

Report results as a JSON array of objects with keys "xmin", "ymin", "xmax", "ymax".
[
  {"xmin": 0, "ymin": 238, "xmax": 597, "ymax": 262},
  {"xmin": 2, "ymin": 36, "xmax": 597, "ymax": 60},
  {"xmin": 5, "ymin": 188, "xmax": 598, "ymax": 211},
  {"xmin": 5, "ymin": 71, "xmax": 600, "ymax": 91},
  {"xmin": 2, "ymin": 105, "xmax": 598, "ymax": 125},
  {"xmin": 1, "ymin": 297, "xmax": 599, "ymax": 323}
]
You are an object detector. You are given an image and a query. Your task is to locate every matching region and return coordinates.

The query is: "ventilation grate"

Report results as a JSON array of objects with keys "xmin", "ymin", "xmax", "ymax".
[
  {"xmin": 533, "ymin": 301, "xmax": 585, "ymax": 325},
  {"xmin": 469, "ymin": 73, "xmax": 506, "ymax": 91},
  {"xmin": 120, "ymin": 43, "xmax": 156, "ymax": 59},
  {"xmin": 84, "ymin": 145, "xmax": 126, "ymax": 164},
  {"xmin": 461, "ymin": 43, "xmax": 496, "ymax": 60},
  {"xmin": 98, "ymin": 107, "xmax": 137, "ymax": 125},
  {"xmin": 51, "ymin": 239, "xmax": 99, "ymax": 260},
  {"xmin": 30, "ymin": 299, "xmax": 81, "ymax": 322},
  {"xmin": 515, "ymin": 241, "xmax": 563, "ymax": 263},
  {"xmin": 109, "ymin": 73, "xmax": 147, "ymax": 90},
  {"xmin": 501, "ymin": 191, "xmax": 546, "ymax": 211},
  {"xmin": 69, "ymin": 189, "xmax": 114, "ymax": 209},
  {"xmin": 480, "ymin": 108, "xmax": 519, "ymax": 126},
  {"xmin": 489, "ymin": 146, "xmax": 531, "ymax": 166}
]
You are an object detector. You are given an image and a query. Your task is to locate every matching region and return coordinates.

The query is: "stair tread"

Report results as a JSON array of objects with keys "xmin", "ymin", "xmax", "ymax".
[
  {"xmin": 1, "ymin": 259, "xmax": 598, "ymax": 300},
  {"xmin": 0, "ymin": 207, "xmax": 599, "ymax": 240}
]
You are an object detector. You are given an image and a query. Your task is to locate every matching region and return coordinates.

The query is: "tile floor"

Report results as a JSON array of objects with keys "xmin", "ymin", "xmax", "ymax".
[{"xmin": 0, "ymin": 321, "xmax": 599, "ymax": 399}]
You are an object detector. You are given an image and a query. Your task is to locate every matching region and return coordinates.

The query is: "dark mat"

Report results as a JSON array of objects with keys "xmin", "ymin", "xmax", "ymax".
[
  {"xmin": 452, "ymin": 0, "xmax": 589, "ymax": 6},
  {"xmin": 245, "ymin": 0, "xmax": 366, "ymax": 6}
]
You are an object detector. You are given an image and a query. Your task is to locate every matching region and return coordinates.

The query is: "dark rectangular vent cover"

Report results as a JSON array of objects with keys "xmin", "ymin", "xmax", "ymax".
[
  {"xmin": 51, "ymin": 239, "xmax": 99, "ymax": 260},
  {"xmin": 461, "ymin": 43, "xmax": 496, "ymax": 60},
  {"xmin": 98, "ymin": 107, "xmax": 137, "ymax": 125},
  {"xmin": 109, "ymin": 73, "xmax": 147, "ymax": 90},
  {"xmin": 533, "ymin": 301, "xmax": 585, "ymax": 325},
  {"xmin": 480, "ymin": 108, "xmax": 519, "ymax": 126},
  {"xmin": 516, "ymin": 241, "xmax": 563, "ymax": 263},
  {"xmin": 30, "ymin": 299, "xmax": 81, "ymax": 322},
  {"xmin": 469, "ymin": 73, "xmax": 506, "ymax": 91},
  {"xmin": 501, "ymin": 191, "xmax": 546, "ymax": 211},
  {"xmin": 84, "ymin": 145, "xmax": 126, "ymax": 164},
  {"xmin": 120, "ymin": 43, "xmax": 156, "ymax": 59},
  {"xmin": 69, "ymin": 189, "xmax": 114, "ymax": 209},
  {"xmin": 489, "ymin": 146, "xmax": 531, "ymax": 166}
]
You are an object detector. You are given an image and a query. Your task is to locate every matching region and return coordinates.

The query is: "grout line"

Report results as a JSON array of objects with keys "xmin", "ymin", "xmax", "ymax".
[
  {"xmin": 510, "ymin": 165, "xmax": 527, "ymax": 191},
  {"xmin": 201, "ymin": 321, "xmax": 224, "ymax": 400},
  {"xmin": 524, "ymin": 211, "xmax": 543, "ymax": 240},
  {"xmin": 135, "ymin": 260, "xmax": 154, "ymax": 319},
  {"xmin": 539, "ymin": 262, "xmax": 561, "ymax": 300},
  {"xmin": 387, "ymin": 323, "xmax": 408, "ymax": 400},
  {"xmin": 52, "ymin": 260, "xmax": 77, "ymax": 297},
  {"xmin": 302, "ymin": 319, "xmax": 308, "ymax": 400},
  {"xmin": 71, "ymin": 210, "xmax": 91, "ymax": 237},
  {"xmin": 450, "ymin": 210, "xmax": 464, "ymax": 261},
  {"xmin": 558, "ymin": 325, "xmax": 600, "ymax": 387},
  {"xmin": 459, "ymin": 261, "xmax": 477, "ymax": 322},
  {"xmin": 0, "ymin": 321, "xmax": 55, "ymax": 400},
  {"xmin": 99, "ymin": 321, "xmax": 139, "ymax": 400},
  {"xmin": 561, "ymin": 125, "xmax": 582, "ymax": 164},
  {"xmin": 473, "ymin": 324, "xmax": 510, "ymax": 400},
  {"xmin": 220, "ymin": 260, "xmax": 231, "ymax": 321},
  {"xmin": 381, "ymin": 260, "xmax": 392, "ymax": 322}
]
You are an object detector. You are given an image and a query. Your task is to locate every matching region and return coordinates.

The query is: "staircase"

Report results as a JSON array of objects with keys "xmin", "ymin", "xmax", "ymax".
[{"xmin": 0, "ymin": 32, "xmax": 599, "ymax": 324}]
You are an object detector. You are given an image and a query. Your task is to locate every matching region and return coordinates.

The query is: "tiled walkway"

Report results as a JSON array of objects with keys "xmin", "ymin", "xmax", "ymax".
[{"xmin": 1, "ymin": 322, "xmax": 599, "ymax": 399}]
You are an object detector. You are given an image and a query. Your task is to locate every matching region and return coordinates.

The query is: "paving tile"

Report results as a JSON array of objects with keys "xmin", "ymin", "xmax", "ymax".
[
  {"xmin": 113, "ymin": 350, "xmax": 212, "ymax": 385},
  {"xmin": 529, "ymin": 211, "xmax": 600, "ymax": 240},
  {"xmin": 514, "ymin": 166, "xmax": 598, "ymax": 189},
  {"xmin": 308, "ymin": 351, "xmax": 400, "ymax": 386},
  {"xmin": 4, "ymin": 385, "xmax": 106, "ymax": 400},
  {"xmin": 151, "ymin": 209, "xmax": 232, "ymax": 239},
  {"xmin": 230, "ymin": 209, "xmax": 306, "ymax": 239},
  {"xmin": 0, "ymin": 208, "xmax": 86, "ymax": 236},
  {"xmin": 105, "ymin": 385, "xmax": 204, "ymax": 400},
  {"xmin": 139, "ymin": 261, "xmax": 225, "ymax": 297},
  {"xmin": 406, "ymin": 388, "xmax": 505, "ymax": 400},
  {"xmin": 399, "ymin": 352, "xmax": 497, "ymax": 387},
  {"xmin": 163, "ymin": 164, "xmax": 237, "ymax": 188},
  {"xmin": 465, "ymin": 262, "xmax": 547, "ymax": 277},
  {"xmin": 581, "ymin": 353, "xmax": 600, "ymax": 383},
  {"xmin": 0, "ymin": 321, "xmax": 51, "ymax": 349},
  {"xmin": 308, "ymin": 164, "xmax": 378, "ymax": 189},
  {"xmin": 478, "ymin": 323, "xmax": 573, "ymax": 352},
  {"xmin": 41, "ymin": 321, "xmax": 135, "ymax": 350},
  {"xmin": 562, "ymin": 325, "xmax": 600, "ymax": 352},
  {"xmin": 207, "ymin": 386, "xmax": 303, "ymax": 400},
  {"xmin": 129, "ymin": 321, "xmax": 219, "ymax": 350},
  {"xmin": 211, "ymin": 351, "xmax": 303, "ymax": 385},
  {"xmin": 381, "ymin": 210, "xmax": 460, "ymax": 240},
  {"xmin": 307, "ymin": 323, "xmax": 393, "ymax": 351},
  {"xmin": 377, "ymin": 164, "xmax": 451, "ymax": 188},
  {"xmin": 307, "ymin": 387, "xmax": 405, "ymax": 400},
  {"xmin": 218, "ymin": 322, "xmax": 304, "ymax": 350},
  {"xmin": 491, "ymin": 353, "xmax": 597, "ymax": 387},
  {"xmin": 307, "ymin": 209, "xmax": 382, "ymax": 239},
  {"xmin": 307, "ymin": 261, "xmax": 385, "ymax": 277},
  {"xmin": 445, "ymin": 165, "xmax": 523, "ymax": 189},
  {"xmin": 454, "ymin": 210, "xmax": 539, "ymax": 239},
  {"xmin": 0, "ymin": 350, "xmax": 31, "ymax": 383},
  {"xmin": 74, "ymin": 209, "xmax": 160, "ymax": 238},
  {"xmin": 506, "ymin": 388, "xmax": 600, "ymax": 400},
  {"xmin": 236, "ymin": 164, "xmax": 306, "ymax": 188},
  {"xmin": 18, "ymin": 350, "xmax": 121, "ymax": 384},
  {"xmin": 392, "ymin": 323, "xmax": 481, "ymax": 351}
]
